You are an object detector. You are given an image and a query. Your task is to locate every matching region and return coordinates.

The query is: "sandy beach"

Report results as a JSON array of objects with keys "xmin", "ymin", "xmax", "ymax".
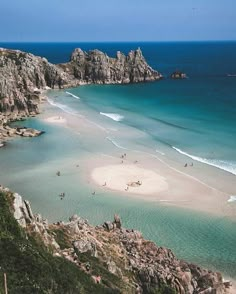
[
  {"xmin": 92, "ymin": 164, "xmax": 168, "ymax": 195},
  {"xmin": 40, "ymin": 97, "xmax": 236, "ymax": 219},
  {"xmin": 88, "ymin": 151, "xmax": 236, "ymax": 218}
]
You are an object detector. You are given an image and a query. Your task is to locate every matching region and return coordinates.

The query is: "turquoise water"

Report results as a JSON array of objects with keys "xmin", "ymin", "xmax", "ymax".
[
  {"xmin": 0, "ymin": 42, "xmax": 236, "ymax": 279},
  {"xmin": 71, "ymin": 78, "xmax": 236, "ymax": 175},
  {"xmin": 0, "ymin": 118, "xmax": 236, "ymax": 279},
  {"xmin": 0, "ymin": 117, "xmax": 236, "ymax": 279}
]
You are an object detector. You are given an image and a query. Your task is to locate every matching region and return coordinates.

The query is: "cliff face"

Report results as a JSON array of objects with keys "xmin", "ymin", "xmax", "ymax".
[
  {"xmin": 59, "ymin": 48, "xmax": 162, "ymax": 84},
  {"xmin": 4, "ymin": 186, "xmax": 230, "ymax": 294},
  {"xmin": 0, "ymin": 47, "xmax": 161, "ymax": 132},
  {"xmin": 0, "ymin": 48, "xmax": 73, "ymax": 119},
  {"xmin": 0, "ymin": 188, "xmax": 124, "ymax": 293}
]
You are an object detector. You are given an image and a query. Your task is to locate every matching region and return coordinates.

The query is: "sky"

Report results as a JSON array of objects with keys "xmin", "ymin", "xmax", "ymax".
[{"xmin": 1, "ymin": 0, "xmax": 236, "ymax": 42}]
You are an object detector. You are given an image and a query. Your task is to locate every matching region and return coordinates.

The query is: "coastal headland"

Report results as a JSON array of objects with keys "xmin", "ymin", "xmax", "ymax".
[
  {"xmin": 0, "ymin": 47, "xmax": 162, "ymax": 145},
  {"xmin": 1, "ymin": 46, "xmax": 234, "ymax": 217},
  {"xmin": 0, "ymin": 47, "xmax": 235, "ymax": 293}
]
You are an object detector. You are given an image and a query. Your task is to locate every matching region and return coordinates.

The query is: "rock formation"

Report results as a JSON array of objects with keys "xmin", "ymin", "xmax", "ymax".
[
  {"xmin": 0, "ymin": 47, "xmax": 161, "ymax": 118},
  {"xmin": 0, "ymin": 48, "xmax": 76, "ymax": 144},
  {"xmin": 0, "ymin": 47, "xmax": 161, "ymax": 144},
  {"xmin": 59, "ymin": 48, "xmax": 162, "ymax": 84},
  {"xmin": 0, "ymin": 48, "xmax": 75, "ymax": 118},
  {"xmin": 1, "ymin": 185, "xmax": 230, "ymax": 294}
]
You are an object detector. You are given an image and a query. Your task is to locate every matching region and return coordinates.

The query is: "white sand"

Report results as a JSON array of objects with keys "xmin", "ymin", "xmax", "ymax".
[
  {"xmin": 41, "ymin": 99, "xmax": 236, "ymax": 217},
  {"xmin": 44, "ymin": 116, "xmax": 67, "ymax": 124},
  {"xmin": 91, "ymin": 164, "xmax": 168, "ymax": 195},
  {"xmin": 87, "ymin": 152, "xmax": 236, "ymax": 217}
]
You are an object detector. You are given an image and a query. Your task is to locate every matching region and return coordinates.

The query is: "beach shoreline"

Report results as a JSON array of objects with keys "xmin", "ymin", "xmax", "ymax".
[
  {"xmin": 1, "ymin": 87, "xmax": 236, "ymax": 289},
  {"xmin": 88, "ymin": 152, "xmax": 235, "ymax": 218},
  {"xmin": 37, "ymin": 92, "xmax": 236, "ymax": 219}
]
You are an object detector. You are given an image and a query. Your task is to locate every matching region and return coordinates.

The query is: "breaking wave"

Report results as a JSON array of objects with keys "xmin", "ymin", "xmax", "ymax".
[
  {"xmin": 106, "ymin": 137, "xmax": 127, "ymax": 150},
  {"xmin": 172, "ymin": 146, "xmax": 236, "ymax": 176},
  {"xmin": 66, "ymin": 91, "xmax": 80, "ymax": 100},
  {"xmin": 47, "ymin": 98, "xmax": 78, "ymax": 116},
  {"xmin": 100, "ymin": 112, "xmax": 124, "ymax": 122}
]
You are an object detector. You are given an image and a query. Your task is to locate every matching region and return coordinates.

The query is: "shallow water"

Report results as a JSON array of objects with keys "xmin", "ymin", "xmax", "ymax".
[
  {"xmin": 0, "ymin": 101, "xmax": 235, "ymax": 280},
  {"xmin": 0, "ymin": 42, "xmax": 236, "ymax": 280}
]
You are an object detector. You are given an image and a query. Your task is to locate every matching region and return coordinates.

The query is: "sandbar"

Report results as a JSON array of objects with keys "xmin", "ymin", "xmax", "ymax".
[{"xmin": 92, "ymin": 164, "xmax": 168, "ymax": 195}]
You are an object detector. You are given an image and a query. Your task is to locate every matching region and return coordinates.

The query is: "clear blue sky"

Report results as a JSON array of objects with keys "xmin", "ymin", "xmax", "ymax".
[{"xmin": 1, "ymin": 0, "xmax": 236, "ymax": 42}]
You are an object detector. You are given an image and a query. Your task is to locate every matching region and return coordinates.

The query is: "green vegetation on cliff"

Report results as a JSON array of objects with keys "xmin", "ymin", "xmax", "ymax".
[
  {"xmin": 0, "ymin": 191, "xmax": 120, "ymax": 294},
  {"xmin": 0, "ymin": 189, "xmax": 228, "ymax": 294}
]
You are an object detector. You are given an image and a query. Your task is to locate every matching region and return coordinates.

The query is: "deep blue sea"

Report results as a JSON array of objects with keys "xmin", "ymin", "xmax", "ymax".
[{"xmin": 0, "ymin": 42, "xmax": 236, "ymax": 280}]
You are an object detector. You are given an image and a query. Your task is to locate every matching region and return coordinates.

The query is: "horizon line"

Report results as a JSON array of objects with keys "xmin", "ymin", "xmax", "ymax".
[{"xmin": 0, "ymin": 40, "xmax": 236, "ymax": 44}]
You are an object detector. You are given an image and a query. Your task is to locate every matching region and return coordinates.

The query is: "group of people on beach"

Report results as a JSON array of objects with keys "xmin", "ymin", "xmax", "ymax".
[
  {"xmin": 59, "ymin": 192, "xmax": 65, "ymax": 200},
  {"xmin": 120, "ymin": 153, "xmax": 127, "ymax": 164},
  {"xmin": 55, "ymin": 152, "xmax": 195, "ymax": 202},
  {"xmin": 56, "ymin": 163, "xmax": 80, "ymax": 199},
  {"xmin": 184, "ymin": 162, "xmax": 193, "ymax": 167}
]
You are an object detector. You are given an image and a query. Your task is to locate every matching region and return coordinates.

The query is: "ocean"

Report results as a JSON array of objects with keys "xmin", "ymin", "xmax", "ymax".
[{"xmin": 0, "ymin": 42, "xmax": 236, "ymax": 279}]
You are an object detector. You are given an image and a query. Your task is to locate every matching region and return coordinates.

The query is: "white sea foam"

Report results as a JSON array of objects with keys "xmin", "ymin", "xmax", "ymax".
[
  {"xmin": 106, "ymin": 137, "xmax": 127, "ymax": 150},
  {"xmin": 47, "ymin": 98, "xmax": 109, "ymax": 132},
  {"xmin": 66, "ymin": 91, "xmax": 80, "ymax": 100},
  {"xmin": 47, "ymin": 98, "xmax": 78, "ymax": 116},
  {"xmin": 100, "ymin": 112, "xmax": 124, "ymax": 122},
  {"xmin": 172, "ymin": 146, "xmax": 236, "ymax": 176},
  {"xmin": 228, "ymin": 196, "xmax": 236, "ymax": 203},
  {"xmin": 156, "ymin": 149, "xmax": 165, "ymax": 156}
]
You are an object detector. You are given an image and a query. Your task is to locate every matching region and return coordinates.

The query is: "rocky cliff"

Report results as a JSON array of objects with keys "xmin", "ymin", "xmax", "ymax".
[
  {"xmin": 1, "ymin": 186, "xmax": 230, "ymax": 294},
  {"xmin": 59, "ymin": 48, "xmax": 162, "ymax": 84},
  {"xmin": 0, "ymin": 47, "xmax": 161, "ymax": 120},
  {"xmin": 0, "ymin": 48, "xmax": 75, "ymax": 119},
  {"xmin": 0, "ymin": 47, "xmax": 161, "ymax": 145}
]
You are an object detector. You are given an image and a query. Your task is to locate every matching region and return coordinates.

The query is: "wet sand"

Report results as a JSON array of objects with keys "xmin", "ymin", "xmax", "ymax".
[{"xmin": 40, "ymin": 98, "xmax": 236, "ymax": 219}]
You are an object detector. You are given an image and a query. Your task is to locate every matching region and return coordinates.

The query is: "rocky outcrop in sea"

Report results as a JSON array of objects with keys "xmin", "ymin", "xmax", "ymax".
[
  {"xmin": 2, "ymin": 186, "xmax": 230, "ymax": 294},
  {"xmin": 0, "ymin": 47, "xmax": 161, "ymax": 118},
  {"xmin": 59, "ymin": 48, "xmax": 162, "ymax": 84}
]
